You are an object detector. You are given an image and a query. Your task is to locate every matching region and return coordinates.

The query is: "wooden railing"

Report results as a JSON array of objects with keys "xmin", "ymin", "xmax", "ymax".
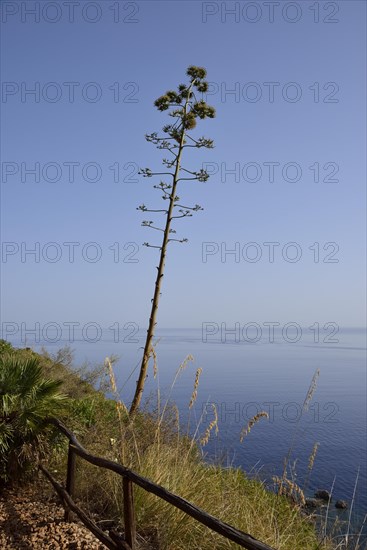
[{"xmin": 39, "ymin": 418, "xmax": 276, "ymax": 550}]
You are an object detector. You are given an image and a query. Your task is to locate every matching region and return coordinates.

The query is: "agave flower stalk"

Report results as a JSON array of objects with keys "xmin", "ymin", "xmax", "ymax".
[{"xmin": 129, "ymin": 66, "xmax": 215, "ymax": 415}]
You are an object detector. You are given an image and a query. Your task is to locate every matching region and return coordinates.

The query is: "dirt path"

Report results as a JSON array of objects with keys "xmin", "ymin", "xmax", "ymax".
[{"xmin": 0, "ymin": 484, "xmax": 106, "ymax": 549}]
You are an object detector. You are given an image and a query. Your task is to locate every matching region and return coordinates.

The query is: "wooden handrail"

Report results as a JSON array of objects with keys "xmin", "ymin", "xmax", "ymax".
[
  {"xmin": 41, "ymin": 417, "xmax": 277, "ymax": 550},
  {"xmin": 39, "ymin": 463, "xmax": 128, "ymax": 550}
]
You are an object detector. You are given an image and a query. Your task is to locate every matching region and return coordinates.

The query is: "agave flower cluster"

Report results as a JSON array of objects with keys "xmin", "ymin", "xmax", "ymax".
[{"xmin": 137, "ymin": 66, "xmax": 216, "ymax": 251}]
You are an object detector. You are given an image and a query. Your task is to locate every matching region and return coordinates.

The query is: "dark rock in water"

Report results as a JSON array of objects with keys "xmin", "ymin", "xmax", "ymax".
[
  {"xmin": 314, "ymin": 490, "xmax": 331, "ymax": 501},
  {"xmin": 335, "ymin": 500, "xmax": 348, "ymax": 509},
  {"xmin": 305, "ymin": 498, "xmax": 320, "ymax": 508}
]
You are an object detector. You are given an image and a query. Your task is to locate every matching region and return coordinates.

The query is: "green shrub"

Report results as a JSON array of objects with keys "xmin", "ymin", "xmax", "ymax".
[
  {"xmin": 0, "ymin": 339, "xmax": 13, "ymax": 355},
  {"xmin": 0, "ymin": 353, "xmax": 67, "ymax": 482}
]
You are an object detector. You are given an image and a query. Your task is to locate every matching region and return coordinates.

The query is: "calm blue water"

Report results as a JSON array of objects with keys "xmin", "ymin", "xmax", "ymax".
[{"xmin": 7, "ymin": 327, "xmax": 366, "ymax": 540}]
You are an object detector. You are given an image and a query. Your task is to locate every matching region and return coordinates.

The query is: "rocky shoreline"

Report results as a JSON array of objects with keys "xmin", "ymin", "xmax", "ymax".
[{"xmin": 305, "ymin": 489, "xmax": 348, "ymax": 511}]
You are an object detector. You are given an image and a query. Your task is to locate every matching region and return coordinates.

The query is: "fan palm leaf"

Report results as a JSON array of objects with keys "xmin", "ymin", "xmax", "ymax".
[{"xmin": 0, "ymin": 353, "xmax": 67, "ymax": 481}]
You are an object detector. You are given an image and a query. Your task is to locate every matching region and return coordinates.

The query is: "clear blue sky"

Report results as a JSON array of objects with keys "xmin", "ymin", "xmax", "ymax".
[{"xmin": 1, "ymin": 0, "xmax": 366, "ymax": 333}]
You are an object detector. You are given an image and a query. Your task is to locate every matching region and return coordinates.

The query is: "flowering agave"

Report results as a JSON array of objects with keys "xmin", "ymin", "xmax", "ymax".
[{"xmin": 129, "ymin": 66, "xmax": 215, "ymax": 415}]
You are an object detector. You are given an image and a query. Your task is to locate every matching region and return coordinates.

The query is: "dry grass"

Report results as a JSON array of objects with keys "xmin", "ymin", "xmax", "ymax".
[
  {"xmin": 13, "ymin": 345, "xmax": 357, "ymax": 550},
  {"xmin": 53, "ymin": 356, "xmax": 335, "ymax": 550},
  {"xmin": 71, "ymin": 412, "xmax": 330, "ymax": 549}
]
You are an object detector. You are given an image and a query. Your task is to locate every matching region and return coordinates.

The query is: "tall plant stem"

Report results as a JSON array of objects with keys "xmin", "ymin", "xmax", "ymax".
[{"xmin": 129, "ymin": 83, "xmax": 194, "ymax": 416}]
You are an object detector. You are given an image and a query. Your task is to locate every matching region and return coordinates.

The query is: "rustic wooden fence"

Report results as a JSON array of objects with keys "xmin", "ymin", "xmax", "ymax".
[{"xmin": 39, "ymin": 418, "xmax": 276, "ymax": 550}]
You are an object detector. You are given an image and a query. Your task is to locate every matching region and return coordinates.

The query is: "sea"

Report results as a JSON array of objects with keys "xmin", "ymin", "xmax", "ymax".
[{"xmin": 6, "ymin": 326, "xmax": 367, "ymax": 545}]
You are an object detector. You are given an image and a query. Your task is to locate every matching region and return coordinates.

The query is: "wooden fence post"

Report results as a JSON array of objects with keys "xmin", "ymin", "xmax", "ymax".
[
  {"xmin": 64, "ymin": 442, "xmax": 76, "ymax": 521},
  {"xmin": 123, "ymin": 477, "xmax": 136, "ymax": 549}
]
